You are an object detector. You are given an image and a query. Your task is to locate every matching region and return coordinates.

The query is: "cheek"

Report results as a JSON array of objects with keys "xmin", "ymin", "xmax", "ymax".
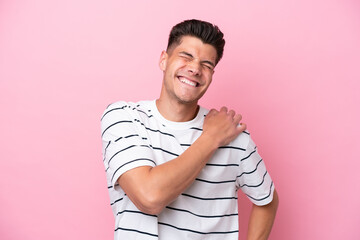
[
  {"xmin": 172, "ymin": 59, "xmax": 188, "ymax": 70},
  {"xmin": 204, "ymin": 73, "xmax": 213, "ymax": 83}
]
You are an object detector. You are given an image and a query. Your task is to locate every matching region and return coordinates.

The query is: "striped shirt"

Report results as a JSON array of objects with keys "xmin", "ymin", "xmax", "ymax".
[{"xmin": 101, "ymin": 100, "xmax": 274, "ymax": 240}]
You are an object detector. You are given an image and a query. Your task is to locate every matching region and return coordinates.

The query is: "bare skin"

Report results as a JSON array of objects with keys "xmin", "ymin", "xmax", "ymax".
[
  {"xmin": 247, "ymin": 191, "xmax": 279, "ymax": 240},
  {"xmin": 118, "ymin": 36, "xmax": 278, "ymax": 238}
]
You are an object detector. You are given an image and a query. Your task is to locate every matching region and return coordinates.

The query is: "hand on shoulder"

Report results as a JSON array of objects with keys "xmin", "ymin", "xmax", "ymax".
[{"xmin": 202, "ymin": 106, "xmax": 247, "ymax": 148}]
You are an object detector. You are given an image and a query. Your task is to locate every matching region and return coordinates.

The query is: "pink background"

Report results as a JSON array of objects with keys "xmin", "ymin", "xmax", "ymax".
[{"xmin": 1, "ymin": 0, "xmax": 359, "ymax": 239}]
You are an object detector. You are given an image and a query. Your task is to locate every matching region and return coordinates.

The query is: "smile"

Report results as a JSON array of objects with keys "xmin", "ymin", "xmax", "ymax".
[{"xmin": 178, "ymin": 76, "xmax": 198, "ymax": 87}]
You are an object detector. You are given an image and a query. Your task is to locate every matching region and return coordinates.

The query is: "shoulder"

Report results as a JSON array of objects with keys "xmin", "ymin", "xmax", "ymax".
[
  {"xmin": 100, "ymin": 101, "xmax": 154, "ymax": 140},
  {"xmin": 101, "ymin": 100, "xmax": 152, "ymax": 120},
  {"xmin": 226, "ymin": 129, "xmax": 252, "ymax": 152}
]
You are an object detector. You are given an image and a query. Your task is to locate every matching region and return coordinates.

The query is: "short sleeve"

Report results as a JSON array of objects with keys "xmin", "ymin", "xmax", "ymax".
[
  {"xmin": 101, "ymin": 102, "xmax": 156, "ymax": 187},
  {"xmin": 237, "ymin": 136, "xmax": 275, "ymax": 206}
]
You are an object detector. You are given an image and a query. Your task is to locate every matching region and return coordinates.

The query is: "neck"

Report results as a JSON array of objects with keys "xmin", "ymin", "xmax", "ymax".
[{"xmin": 156, "ymin": 98, "xmax": 199, "ymax": 122}]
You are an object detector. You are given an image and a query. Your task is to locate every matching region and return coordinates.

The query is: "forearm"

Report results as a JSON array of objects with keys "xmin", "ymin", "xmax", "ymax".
[
  {"xmin": 146, "ymin": 133, "xmax": 219, "ymax": 204},
  {"xmin": 247, "ymin": 190, "xmax": 279, "ymax": 240},
  {"xmin": 119, "ymin": 133, "xmax": 219, "ymax": 214}
]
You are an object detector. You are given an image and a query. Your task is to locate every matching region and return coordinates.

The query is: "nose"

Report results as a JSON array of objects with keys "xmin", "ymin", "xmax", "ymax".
[{"xmin": 187, "ymin": 60, "xmax": 201, "ymax": 76}]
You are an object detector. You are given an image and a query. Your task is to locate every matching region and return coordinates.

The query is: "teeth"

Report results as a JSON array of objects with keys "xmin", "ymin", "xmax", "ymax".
[{"xmin": 179, "ymin": 77, "xmax": 196, "ymax": 87}]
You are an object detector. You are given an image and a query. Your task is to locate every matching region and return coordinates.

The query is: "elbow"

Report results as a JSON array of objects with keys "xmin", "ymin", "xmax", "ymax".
[
  {"xmin": 133, "ymin": 191, "xmax": 166, "ymax": 215},
  {"xmin": 138, "ymin": 206, "xmax": 163, "ymax": 216},
  {"xmin": 137, "ymin": 201, "xmax": 164, "ymax": 216}
]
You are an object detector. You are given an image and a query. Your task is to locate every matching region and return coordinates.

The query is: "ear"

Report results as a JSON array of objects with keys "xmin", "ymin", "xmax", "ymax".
[{"xmin": 159, "ymin": 50, "xmax": 168, "ymax": 71}]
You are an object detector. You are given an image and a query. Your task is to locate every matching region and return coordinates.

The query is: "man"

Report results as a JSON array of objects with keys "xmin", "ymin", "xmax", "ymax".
[{"xmin": 101, "ymin": 19, "xmax": 279, "ymax": 240}]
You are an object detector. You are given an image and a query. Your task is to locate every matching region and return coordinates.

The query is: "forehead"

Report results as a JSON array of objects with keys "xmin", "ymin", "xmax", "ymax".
[{"xmin": 170, "ymin": 36, "xmax": 217, "ymax": 62}]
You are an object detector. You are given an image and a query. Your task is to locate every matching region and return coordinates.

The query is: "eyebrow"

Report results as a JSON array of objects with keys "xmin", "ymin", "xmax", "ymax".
[{"xmin": 179, "ymin": 51, "xmax": 215, "ymax": 68}]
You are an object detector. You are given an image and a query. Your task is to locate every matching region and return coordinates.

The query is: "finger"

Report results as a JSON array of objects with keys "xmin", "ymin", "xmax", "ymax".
[
  {"xmin": 220, "ymin": 106, "xmax": 228, "ymax": 113},
  {"xmin": 206, "ymin": 109, "xmax": 218, "ymax": 117},
  {"xmin": 233, "ymin": 114, "xmax": 242, "ymax": 124},
  {"xmin": 237, "ymin": 123, "xmax": 247, "ymax": 132},
  {"xmin": 228, "ymin": 110, "xmax": 235, "ymax": 118}
]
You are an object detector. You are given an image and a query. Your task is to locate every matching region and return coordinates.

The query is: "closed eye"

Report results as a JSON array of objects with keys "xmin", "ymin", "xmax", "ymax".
[
  {"xmin": 179, "ymin": 52, "xmax": 193, "ymax": 60},
  {"xmin": 179, "ymin": 51, "xmax": 215, "ymax": 71},
  {"xmin": 202, "ymin": 63, "xmax": 214, "ymax": 71}
]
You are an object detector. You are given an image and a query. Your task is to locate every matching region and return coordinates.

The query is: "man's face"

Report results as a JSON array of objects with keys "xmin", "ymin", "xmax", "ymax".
[{"xmin": 159, "ymin": 36, "xmax": 217, "ymax": 105}]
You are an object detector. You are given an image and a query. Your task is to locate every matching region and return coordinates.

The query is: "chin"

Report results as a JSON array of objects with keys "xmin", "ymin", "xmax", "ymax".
[{"xmin": 175, "ymin": 96, "xmax": 199, "ymax": 105}]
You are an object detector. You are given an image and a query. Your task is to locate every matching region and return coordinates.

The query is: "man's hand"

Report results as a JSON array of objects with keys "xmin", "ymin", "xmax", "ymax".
[{"xmin": 203, "ymin": 107, "xmax": 246, "ymax": 148}]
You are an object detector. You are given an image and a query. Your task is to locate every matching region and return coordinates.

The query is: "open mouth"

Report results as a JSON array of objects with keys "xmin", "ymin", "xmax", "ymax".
[{"xmin": 177, "ymin": 76, "xmax": 199, "ymax": 87}]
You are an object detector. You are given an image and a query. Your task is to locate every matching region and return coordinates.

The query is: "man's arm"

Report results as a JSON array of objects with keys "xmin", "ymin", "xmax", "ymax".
[
  {"xmin": 118, "ymin": 107, "xmax": 246, "ymax": 215},
  {"xmin": 247, "ymin": 190, "xmax": 279, "ymax": 240}
]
